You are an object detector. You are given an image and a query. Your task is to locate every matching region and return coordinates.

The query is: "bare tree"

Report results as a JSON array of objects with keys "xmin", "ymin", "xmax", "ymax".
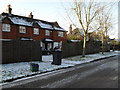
[
  {"xmin": 68, "ymin": 0, "xmax": 105, "ymax": 57},
  {"xmin": 61, "ymin": 0, "xmax": 116, "ymax": 56},
  {"xmin": 96, "ymin": 3, "xmax": 113, "ymax": 54}
]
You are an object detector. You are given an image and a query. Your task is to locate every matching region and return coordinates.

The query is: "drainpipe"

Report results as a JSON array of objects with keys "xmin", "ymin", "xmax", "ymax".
[
  {"xmin": 0, "ymin": 17, "xmax": 2, "ymax": 64},
  {"xmin": 52, "ymin": 26, "xmax": 54, "ymax": 50},
  {"xmin": 0, "ymin": 17, "xmax": 2, "ymax": 39}
]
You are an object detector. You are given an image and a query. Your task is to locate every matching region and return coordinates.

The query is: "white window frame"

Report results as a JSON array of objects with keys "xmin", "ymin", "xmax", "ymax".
[
  {"xmin": 2, "ymin": 24, "xmax": 10, "ymax": 32},
  {"xmin": 47, "ymin": 43, "xmax": 52, "ymax": 50},
  {"xmin": 45, "ymin": 30, "xmax": 50, "ymax": 36},
  {"xmin": 33, "ymin": 28, "xmax": 39, "ymax": 35},
  {"xmin": 19, "ymin": 26, "xmax": 26, "ymax": 33},
  {"xmin": 53, "ymin": 42, "xmax": 59, "ymax": 49},
  {"xmin": 42, "ymin": 43, "xmax": 45, "ymax": 50},
  {"xmin": 58, "ymin": 32, "xmax": 64, "ymax": 37}
]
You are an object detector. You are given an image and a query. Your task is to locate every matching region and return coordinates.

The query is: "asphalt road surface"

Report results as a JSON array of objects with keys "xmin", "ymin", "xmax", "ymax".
[{"xmin": 2, "ymin": 55, "xmax": 119, "ymax": 88}]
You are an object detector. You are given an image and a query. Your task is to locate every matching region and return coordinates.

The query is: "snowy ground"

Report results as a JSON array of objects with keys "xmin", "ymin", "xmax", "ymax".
[{"xmin": 0, "ymin": 51, "xmax": 119, "ymax": 83}]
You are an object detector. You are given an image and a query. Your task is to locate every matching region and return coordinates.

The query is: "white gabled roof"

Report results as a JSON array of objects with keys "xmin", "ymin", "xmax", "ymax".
[
  {"xmin": 20, "ymin": 37, "xmax": 33, "ymax": 40},
  {"xmin": 44, "ymin": 38, "xmax": 53, "ymax": 41},
  {"xmin": 9, "ymin": 17, "xmax": 33, "ymax": 26},
  {"xmin": 1, "ymin": 13, "xmax": 67, "ymax": 32},
  {"xmin": 53, "ymin": 26, "xmax": 65, "ymax": 31},
  {"xmin": 70, "ymin": 40, "xmax": 81, "ymax": 42},
  {"xmin": 0, "ymin": 15, "xmax": 6, "ymax": 21},
  {"xmin": 37, "ymin": 21, "xmax": 66, "ymax": 31},
  {"xmin": 37, "ymin": 21, "xmax": 53, "ymax": 30},
  {"xmin": 77, "ymin": 28, "xmax": 84, "ymax": 36},
  {"xmin": 0, "ymin": 39, "xmax": 12, "ymax": 41}
]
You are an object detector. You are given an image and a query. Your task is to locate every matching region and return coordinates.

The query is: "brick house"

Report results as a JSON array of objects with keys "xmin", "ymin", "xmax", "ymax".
[
  {"xmin": 0, "ymin": 5, "xmax": 67, "ymax": 54},
  {"xmin": 67, "ymin": 25, "xmax": 94, "ymax": 41},
  {"xmin": 67, "ymin": 25, "xmax": 84, "ymax": 41}
]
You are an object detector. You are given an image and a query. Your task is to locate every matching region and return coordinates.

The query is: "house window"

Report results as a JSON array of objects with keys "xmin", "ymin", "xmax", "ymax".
[
  {"xmin": 45, "ymin": 30, "xmax": 50, "ymax": 36},
  {"xmin": 19, "ymin": 26, "xmax": 26, "ymax": 33},
  {"xmin": 2, "ymin": 24, "xmax": 10, "ymax": 32},
  {"xmin": 58, "ymin": 32, "xmax": 64, "ymax": 37},
  {"xmin": 41, "ymin": 42, "xmax": 45, "ymax": 50},
  {"xmin": 53, "ymin": 42, "xmax": 59, "ymax": 49},
  {"xmin": 47, "ymin": 43, "xmax": 52, "ymax": 50},
  {"xmin": 33, "ymin": 28, "xmax": 39, "ymax": 35}
]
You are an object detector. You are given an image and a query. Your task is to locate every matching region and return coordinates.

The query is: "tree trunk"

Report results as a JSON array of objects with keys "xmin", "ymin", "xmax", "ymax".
[
  {"xmin": 102, "ymin": 34, "xmax": 104, "ymax": 54},
  {"xmin": 82, "ymin": 34, "xmax": 87, "ymax": 57}
]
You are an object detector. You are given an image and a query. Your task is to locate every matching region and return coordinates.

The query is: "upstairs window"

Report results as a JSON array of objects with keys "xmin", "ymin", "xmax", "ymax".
[
  {"xmin": 2, "ymin": 24, "xmax": 10, "ymax": 32},
  {"xmin": 19, "ymin": 26, "xmax": 26, "ymax": 33},
  {"xmin": 45, "ymin": 30, "xmax": 50, "ymax": 36},
  {"xmin": 58, "ymin": 32, "xmax": 64, "ymax": 37},
  {"xmin": 33, "ymin": 28, "xmax": 39, "ymax": 35}
]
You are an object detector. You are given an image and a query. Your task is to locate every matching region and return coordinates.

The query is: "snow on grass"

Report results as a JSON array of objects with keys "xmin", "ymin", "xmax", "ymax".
[{"xmin": 0, "ymin": 51, "xmax": 119, "ymax": 83}]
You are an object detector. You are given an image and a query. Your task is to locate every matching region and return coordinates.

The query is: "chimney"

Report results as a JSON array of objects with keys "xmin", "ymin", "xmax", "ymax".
[
  {"xmin": 6, "ymin": 4, "xmax": 12, "ymax": 14},
  {"xmin": 28, "ymin": 12, "xmax": 33, "ymax": 18},
  {"xmin": 87, "ymin": 33, "xmax": 91, "ymax": 41},
  {"xmin": 69, "ymin": 24, "xmax": 72, "ymax": 35}
]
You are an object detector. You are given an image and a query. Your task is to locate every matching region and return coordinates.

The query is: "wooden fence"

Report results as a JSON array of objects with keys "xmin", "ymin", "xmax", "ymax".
[
  {"xmin": 62, "ymin": 41, "xmax": 110, "ymax": 58},
  {"xmin": 2, "ymin": 39, "xmax": 42, "ymax": 64}
]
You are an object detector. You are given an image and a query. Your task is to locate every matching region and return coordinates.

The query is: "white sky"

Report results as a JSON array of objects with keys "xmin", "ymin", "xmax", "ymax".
[{"xmin": 0, "ymin": 0, "xmax": 119, "ymax": 39}]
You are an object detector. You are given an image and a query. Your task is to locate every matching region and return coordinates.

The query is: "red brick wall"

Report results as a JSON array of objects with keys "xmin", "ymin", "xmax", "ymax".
[
  {"xmin": 31, "ymin": 24, "xmax": 41, "ymax": 40},
  {"xmin": 2, "ymin": 24, "xmax": 17, "ymax": 39},
  {"xmin": 0, "ymin": 23, "xmax": 2, "ymax": 39},
  {"xmin": 53, "ymin": 31, "xmax": 67, "ymax": 42},
  {"xmin": 2, "ymin": 18, "xmax": 17, "ymax": 39},
  {"xmin": 39, "ymin": 29, "xmax": 45, "ymax": 40},
  {"xmin": 1, "ymin": 18, "xmax": 67, "ymax": 42},
  {"xmin": 39, "ymin": 29, "xmax": 53, "ymax": 40}
]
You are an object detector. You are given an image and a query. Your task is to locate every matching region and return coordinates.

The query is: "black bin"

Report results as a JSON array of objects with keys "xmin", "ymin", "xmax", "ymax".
[{"xmin": 52, "ymin": 51, "xmax": 62, "ymax": 65}]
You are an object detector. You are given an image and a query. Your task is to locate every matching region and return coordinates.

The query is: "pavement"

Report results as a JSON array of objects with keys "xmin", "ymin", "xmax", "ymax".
[
  {"xmin": 1, "ymin": 55, "xmax": 119, "ymax": 88},
  {"xmin": 1, "ymin": 51, "xmax": 119, "ymax": 84}
]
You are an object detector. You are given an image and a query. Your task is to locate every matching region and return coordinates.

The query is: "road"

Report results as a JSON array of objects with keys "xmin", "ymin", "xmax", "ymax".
[{"xmin": 2, "ymin": 55, "xmax": 119, "ymax": 88}]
